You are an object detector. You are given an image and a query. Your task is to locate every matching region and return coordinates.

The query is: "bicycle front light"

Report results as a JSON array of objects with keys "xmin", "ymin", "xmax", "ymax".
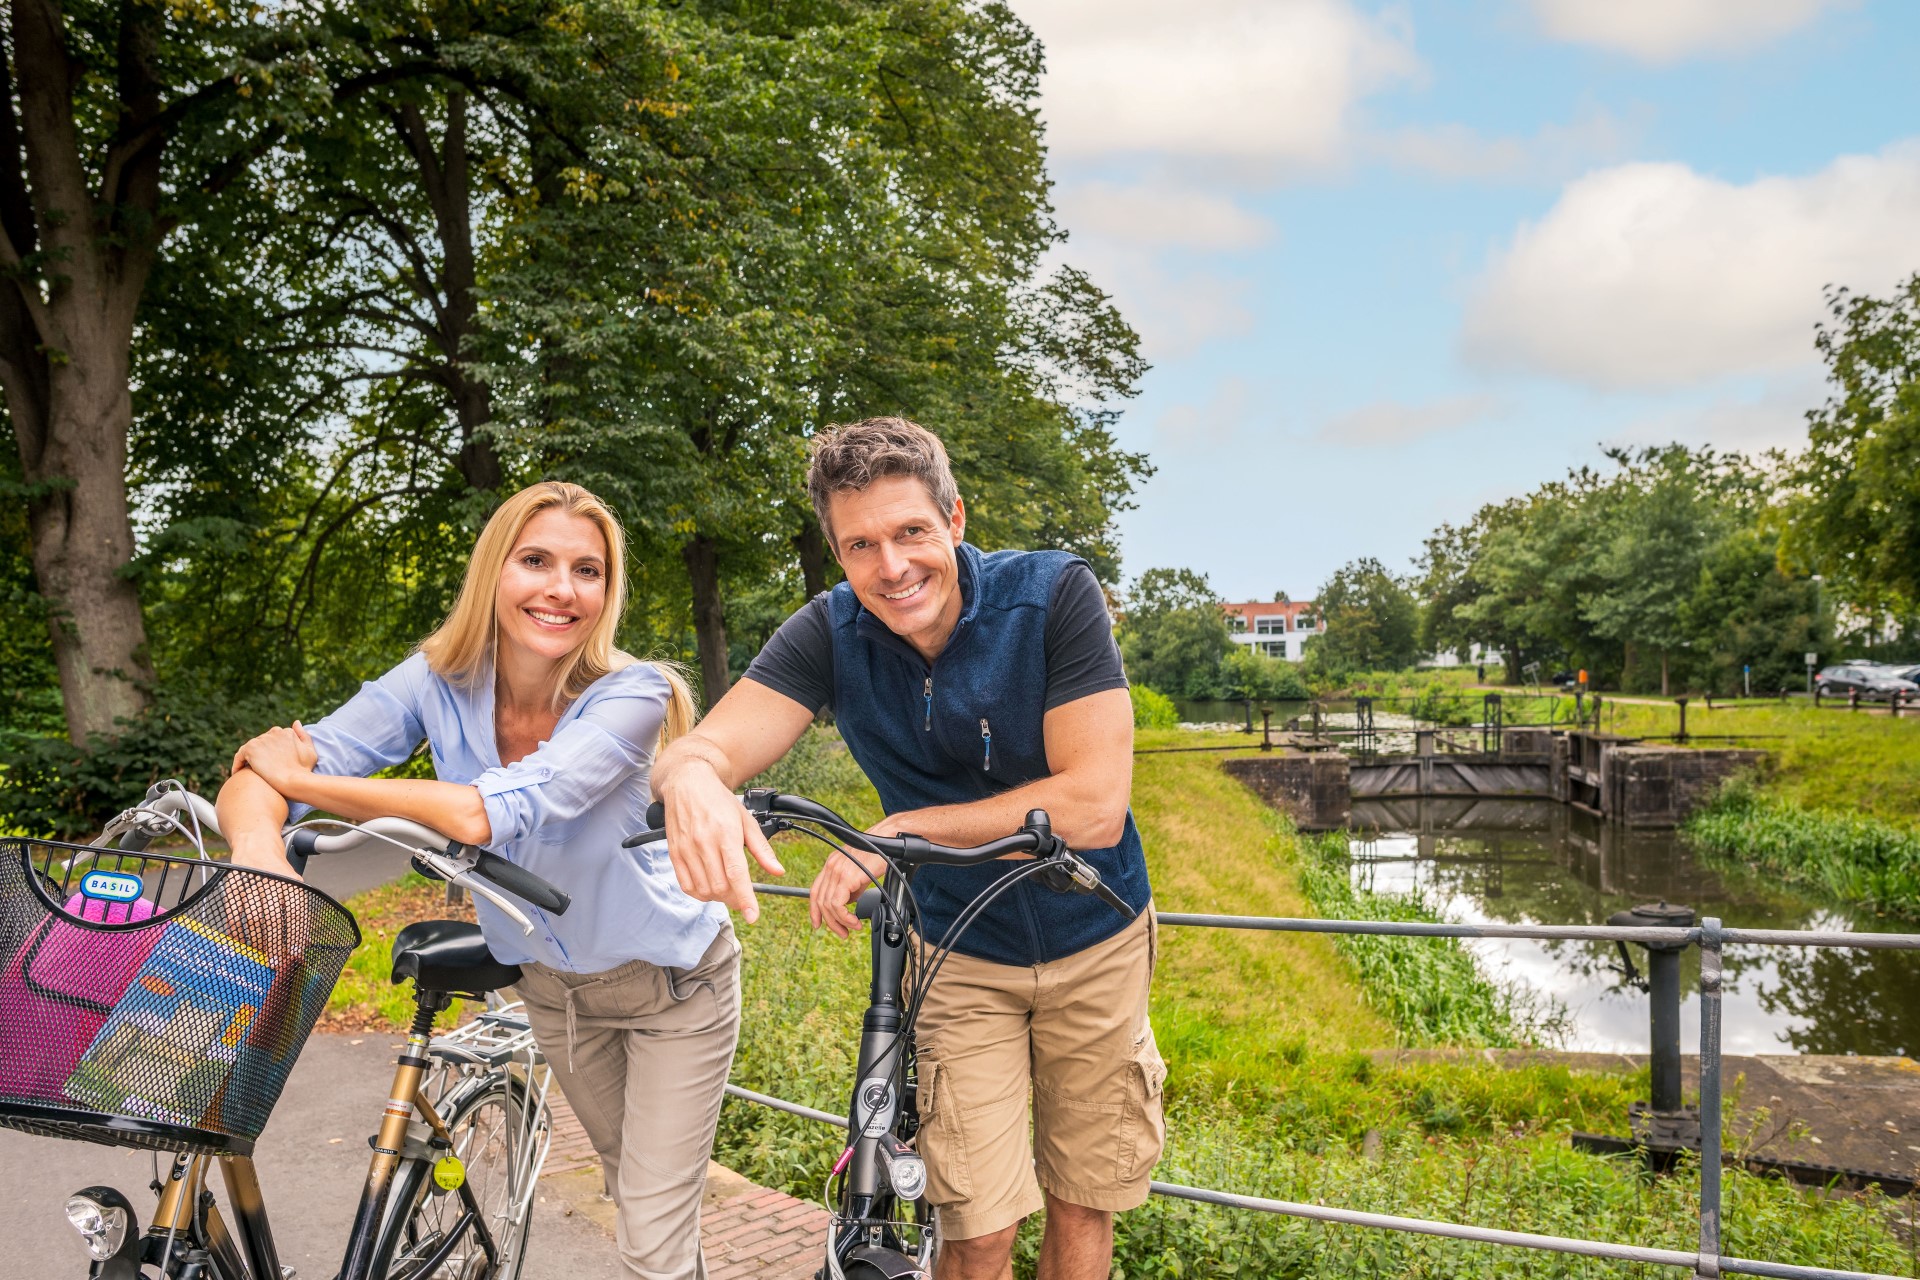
[{"xmin": 64, "ymin": 1187, "xmax": 134, "ymax": 1261}]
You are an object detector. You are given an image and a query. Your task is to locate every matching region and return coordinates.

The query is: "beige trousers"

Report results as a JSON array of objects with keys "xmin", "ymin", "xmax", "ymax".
[{"xmin": 517, "ymin": 924, "xmax": 741, "ymax": 1280}]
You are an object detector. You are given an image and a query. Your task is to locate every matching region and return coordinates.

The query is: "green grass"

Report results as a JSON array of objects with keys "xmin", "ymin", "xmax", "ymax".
[
  {"xmin": 323, "ymin": 872, "xmax": 474, "ymax": 1031},
  {"xmin": 1684, "ymin": 774, "xmax": 1920, "ymax": 919}
]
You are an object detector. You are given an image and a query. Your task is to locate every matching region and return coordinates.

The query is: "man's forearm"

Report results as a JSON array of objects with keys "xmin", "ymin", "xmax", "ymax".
[
  {"xmin": 653, "ymin": 733, "xmax": 742, "ymax": 797},
  {"xmin": 878, "ymin": 769, "xmax": 1127, "ymax": 850}
]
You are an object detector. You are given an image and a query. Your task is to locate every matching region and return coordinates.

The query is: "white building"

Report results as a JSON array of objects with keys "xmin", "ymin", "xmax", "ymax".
[{"xmin": 1221, "ymin": 600, "xmax": 1323, "ymax": 662}]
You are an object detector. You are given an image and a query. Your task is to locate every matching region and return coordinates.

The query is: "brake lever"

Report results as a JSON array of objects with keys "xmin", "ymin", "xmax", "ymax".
[
  {"xmin": 416, "ymin": 851, "xmax": 537, "ymax": 936},
  {"xmin": 1055, "ymin": 852, "xmax": 1137, "ymax": 921}
]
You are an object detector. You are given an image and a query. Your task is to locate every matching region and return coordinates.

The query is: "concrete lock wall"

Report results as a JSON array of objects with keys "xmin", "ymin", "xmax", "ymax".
[
  {"xmin": 1601, "ymin": 745, "xmax": 1765, "ymax": 827},
  {"xmin": 1223, "ymin": 733, "xmax": 1763, "ymax": 831},
  {"xmin": 1223, "ymin": 753, "xmax": 1351, "ymax": 831}
]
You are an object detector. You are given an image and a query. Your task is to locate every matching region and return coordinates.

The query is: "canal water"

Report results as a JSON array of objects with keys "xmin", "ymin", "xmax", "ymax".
[{"xmin": 1347, "ymin": 799, "xmax": 1920, "ymax": 1058}]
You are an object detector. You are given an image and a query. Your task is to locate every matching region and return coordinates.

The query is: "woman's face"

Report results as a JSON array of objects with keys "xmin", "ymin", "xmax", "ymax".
[{"xmin": 494, "ymin": 508, "xmax": 610, "ymax": 667}]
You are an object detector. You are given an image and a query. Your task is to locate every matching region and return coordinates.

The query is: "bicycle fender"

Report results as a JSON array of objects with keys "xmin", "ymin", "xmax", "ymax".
[{"xmin": 845, "ymin": 1245, "xmax": 928, "ymax": 1279}]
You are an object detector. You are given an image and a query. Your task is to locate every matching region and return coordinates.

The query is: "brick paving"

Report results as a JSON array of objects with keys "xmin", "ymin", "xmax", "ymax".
[{"xmin": 540, "ymin": 1086, "xmax": 830, "ymax": 1279}]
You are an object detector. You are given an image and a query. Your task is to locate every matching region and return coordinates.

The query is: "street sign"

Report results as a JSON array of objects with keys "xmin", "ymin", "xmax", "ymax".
[{"xmin": 1805, "ymin": 652, "xmax": 1818, "ymax": 666}]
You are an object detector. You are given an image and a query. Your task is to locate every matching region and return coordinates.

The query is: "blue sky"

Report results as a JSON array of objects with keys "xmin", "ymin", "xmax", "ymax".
[{"xmin": 1014, "ymin": 0, "xmax": 1920, "ymax": 601}]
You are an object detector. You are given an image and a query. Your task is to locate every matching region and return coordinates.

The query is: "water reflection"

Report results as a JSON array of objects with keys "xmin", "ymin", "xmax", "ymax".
[{"xmin": 1347, "ymin": 799, "xmax": 1920, "ymax": 1057}]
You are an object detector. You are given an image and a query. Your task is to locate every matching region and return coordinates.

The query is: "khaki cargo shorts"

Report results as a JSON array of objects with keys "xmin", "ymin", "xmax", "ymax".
[{"xmin": 911, "ymin": 906, "xmax": 1166, "ymax": 1241}]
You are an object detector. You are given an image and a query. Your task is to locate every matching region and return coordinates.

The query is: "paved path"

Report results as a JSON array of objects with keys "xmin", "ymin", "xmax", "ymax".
[
  {"xmin": 540, "ymin": 1083, "xmax": 831, "ymax": 1279},
  {"xmin": 1, "ymin": 1032, "xmax": 830, "ymax": 1277},
  {"xmin": 1, "ymin": 1034, "xmax": 621, "ymax": 1277}
]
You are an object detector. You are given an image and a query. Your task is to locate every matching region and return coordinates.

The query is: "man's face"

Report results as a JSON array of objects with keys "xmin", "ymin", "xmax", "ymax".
[{"xmin": 826, "ymin": 474, "xmax": 967, "ymax": 661}]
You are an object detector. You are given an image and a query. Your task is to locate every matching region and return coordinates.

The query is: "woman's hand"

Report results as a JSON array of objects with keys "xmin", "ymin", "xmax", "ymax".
[{"xmin": 232, "ymin": 722, "xmax": 318, "ymax": 794}]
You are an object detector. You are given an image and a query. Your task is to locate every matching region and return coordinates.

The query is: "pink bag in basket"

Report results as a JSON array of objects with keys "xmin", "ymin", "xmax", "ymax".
[{"xmin": 0, "ymin": 894, "xmax": 160, "ymax": 1104}]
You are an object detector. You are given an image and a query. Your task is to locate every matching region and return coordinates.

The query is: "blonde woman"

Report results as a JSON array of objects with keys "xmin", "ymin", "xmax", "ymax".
[{"xmin": 217, "ymin": 481, "xmax": 748, "ymax": 1280}]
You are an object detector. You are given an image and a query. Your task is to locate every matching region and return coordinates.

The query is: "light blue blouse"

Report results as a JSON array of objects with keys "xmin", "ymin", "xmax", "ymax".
[{"xmin": 297, "ymin": 652, "xmax": 725, "ymax": 972}]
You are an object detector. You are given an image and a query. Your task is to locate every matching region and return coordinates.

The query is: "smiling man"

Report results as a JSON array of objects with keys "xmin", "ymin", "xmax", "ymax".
[{"xmin": 651, "ymin": 417, "xmax": 1162, "ymax": 1280}]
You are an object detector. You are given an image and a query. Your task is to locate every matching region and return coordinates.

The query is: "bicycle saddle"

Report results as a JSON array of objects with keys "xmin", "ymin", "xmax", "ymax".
[{"xmin": 390, "ymin": 920, "xmax": 523, "ymax": 996}]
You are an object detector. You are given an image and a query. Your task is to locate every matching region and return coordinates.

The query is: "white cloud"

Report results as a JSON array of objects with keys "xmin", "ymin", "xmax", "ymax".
[
  {"xmin": 1525, "ymin": 0, "xmax": 1859, "ymax": 63},
  {"xmin": 1016, "ymin": 0, "xmax": 1420, "ymax": 167},
  {"xmin": 1462, "ymin": 143, "xmax": 1920, "ymax": 390},
  {"xmin": 1373, "ymin": 106, "xmax": 1644, "ymax": 183},
  {"xmin": 1316, "ymin": 393, "xmax": 1507, "ymax": 445},
  {"xmin": 1054, "ymin": 181, "xmax": 1276, "ymax": 251}
]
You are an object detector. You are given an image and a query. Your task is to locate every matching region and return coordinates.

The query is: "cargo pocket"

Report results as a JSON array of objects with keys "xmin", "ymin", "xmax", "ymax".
[
  {"xmin": 915, "ymin": 1054, "xmax": 972, "ymax": 1203},
  {"xmin": 1116, "ymin": 1023, "xmax": 1168, "ymax": 1186}
]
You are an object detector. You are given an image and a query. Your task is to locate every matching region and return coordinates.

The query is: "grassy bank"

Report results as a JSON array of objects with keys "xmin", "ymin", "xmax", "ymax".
[
  {"xmin": 1295, "ymin": 829, "xmax": 1566, "ymax": 1047},
  {"xmin": 1684, "ymin": 774, "xmax": 1920, "ymax": 919}
]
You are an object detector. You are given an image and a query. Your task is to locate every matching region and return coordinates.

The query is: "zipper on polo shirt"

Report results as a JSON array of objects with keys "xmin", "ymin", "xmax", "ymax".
[
  {"xmin": 980, "ymin": 718, "xmax": 992, "ymax": 771},
  {"xmin": 923, "ymin": 676, "xmax": 933, "ymax": 730}
]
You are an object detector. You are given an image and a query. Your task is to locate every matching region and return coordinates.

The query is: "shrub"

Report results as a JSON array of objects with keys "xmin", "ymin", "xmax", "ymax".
[
  {"xmin": 1685, "ymin": 773, "xmax": 1920, "ymax": 917},
  {"xmin": 1131, "ymin": 684, "xmax": 1179, "ymax": 729}
]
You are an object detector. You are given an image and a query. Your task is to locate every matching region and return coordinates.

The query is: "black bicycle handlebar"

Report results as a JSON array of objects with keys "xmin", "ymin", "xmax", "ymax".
[{"xmin": 627, "ymin": 790, "xmax": 1135, "ymax": 919}]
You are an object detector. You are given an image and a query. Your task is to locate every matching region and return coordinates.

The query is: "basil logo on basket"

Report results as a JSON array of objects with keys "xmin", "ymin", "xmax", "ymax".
[{"xmin": 79, "ymin": 869, "xmax": 144, "ymax": 904}]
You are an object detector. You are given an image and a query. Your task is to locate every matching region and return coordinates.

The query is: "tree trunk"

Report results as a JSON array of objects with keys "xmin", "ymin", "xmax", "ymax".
[
  {"xmin": 794, "ymin": 519, "xmax": 829, "ymax": 598},
  {"xmin": 682, "ymin": 534, "xmax": 730, "ymax": 708},
  {"xmin": 394, "ymin": 92, "xmax": 503, "ymax": 497},
  {"xmin": 0, "ymin": 1, "xmax": 159, "ymax": 743},
  {"xmin": 1660, "ymin": 650, "xmax": 1670, "ymax": 698},
  {"xmin": 5, "ymin": 358, "xmax": 154, "ymax": 743}
]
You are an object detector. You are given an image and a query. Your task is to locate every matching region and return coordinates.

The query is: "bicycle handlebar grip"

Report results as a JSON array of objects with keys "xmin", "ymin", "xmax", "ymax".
[
  {"xmin": 286, "ymin": 827, "xmax": 322, "ymax": 876},
  {"xmin": 622, "ymin": 799, "xmax": 670, "ymax": 849},
  {"xmin": 473, "ymin": 849, "xmax": 572, "ymax": 916}
]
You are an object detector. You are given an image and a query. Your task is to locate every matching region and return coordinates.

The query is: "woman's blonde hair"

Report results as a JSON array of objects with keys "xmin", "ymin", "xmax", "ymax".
[{"xmin": 419, "ymin": 481, "xmax": 697, "ymax": 746}]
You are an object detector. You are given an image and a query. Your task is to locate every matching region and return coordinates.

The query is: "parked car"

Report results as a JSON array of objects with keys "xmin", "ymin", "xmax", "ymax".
[
  {"xmin": 1885, "ymin": 663, "xmax": 1920, "ymax": 685},
  {"xmin": 1814, "ymin": 664, "xmax": 1920, "ymax": 702},
  {"xmin": 1548, "ymin": 670, "xmax": 1581, "ymax": 690}
]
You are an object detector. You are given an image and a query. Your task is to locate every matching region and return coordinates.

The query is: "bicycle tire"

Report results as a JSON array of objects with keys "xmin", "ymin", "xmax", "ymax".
[{"xmin": 380, "ymin": 1072, "xmax": 541, "ymax": 1280}]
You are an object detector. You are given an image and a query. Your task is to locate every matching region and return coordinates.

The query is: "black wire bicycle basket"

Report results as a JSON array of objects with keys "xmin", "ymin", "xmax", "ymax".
[{"xmin": 0, "ymin": 838, "xmax": 360, "ymax": 1156}]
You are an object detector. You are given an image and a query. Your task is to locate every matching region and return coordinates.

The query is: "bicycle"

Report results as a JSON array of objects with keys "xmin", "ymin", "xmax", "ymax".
[
  {"xmin": 0, "ymin": 780, "xmax": 573, "ymax": 1279},
  {"xmin": 624, "ymin": 788, "xmax": 1135, "ymax": 1280}
]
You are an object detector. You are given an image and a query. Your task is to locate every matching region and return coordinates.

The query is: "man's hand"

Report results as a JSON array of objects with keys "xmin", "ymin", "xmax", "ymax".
[
  {"xmin": 659, "ymin": 762, "xmax": 785, "ymax": 923},
  {"xmin": 232, "ymin": 722, "xmax": 318, "ymax": 793},
  {"xmin": 808, "ymin": 845, "xmax": 889, "ymax": 938}
]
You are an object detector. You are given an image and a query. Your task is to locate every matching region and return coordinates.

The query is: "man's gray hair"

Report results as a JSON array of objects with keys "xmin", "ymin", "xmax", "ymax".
[{"xmin": 806, "ymin": 417, "xmax": 959, "ymax": 540}]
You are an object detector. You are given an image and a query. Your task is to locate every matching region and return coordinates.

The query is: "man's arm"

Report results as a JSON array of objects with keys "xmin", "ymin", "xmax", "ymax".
[
  {"xmin": 808, "ymin": 688, "xmax": 1133, "ymax": 935},
  {"xmin": 651, "ymin": 678, "xmax": 816, "ymax": 923}
]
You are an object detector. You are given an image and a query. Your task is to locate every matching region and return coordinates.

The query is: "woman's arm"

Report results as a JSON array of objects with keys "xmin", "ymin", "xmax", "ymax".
[
  {"xmin": 234, "ymin": 723, "xmax": 490, "ymax": 847},
  {"xmin": 216, "ymin": 767, "xmax": 298, "ymax": 876}
]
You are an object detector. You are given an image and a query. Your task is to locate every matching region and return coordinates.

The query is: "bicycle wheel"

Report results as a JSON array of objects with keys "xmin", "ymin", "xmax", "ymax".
[{"xmin": 383, "ymin": 1073, "xmax": 541, "ymax": 1279}]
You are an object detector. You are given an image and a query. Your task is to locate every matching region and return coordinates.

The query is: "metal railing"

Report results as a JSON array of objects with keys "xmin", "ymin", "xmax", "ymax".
[{"xmin": 730, "ymin": 882, "xmax": 1920, "ymax": 1280}]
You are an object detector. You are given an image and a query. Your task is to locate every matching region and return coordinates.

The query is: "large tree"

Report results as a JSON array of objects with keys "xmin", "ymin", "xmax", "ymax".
[{"xmin": 0, "ymin": 0, "xmax": 447, "ymax": 742}]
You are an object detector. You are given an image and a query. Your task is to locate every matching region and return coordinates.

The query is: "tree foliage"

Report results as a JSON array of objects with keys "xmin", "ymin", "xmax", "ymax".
[
  {"xmin": 0, "ymin": 0, "xmax": 1151, "ymax": 827},
  {"xmin": 1786, "ymin": 276, "xmax": 1920, "ymax": 614},
  {"xmin": 1308, "ymin": 557, "xmax": 1419, "ymax": 677},
  {"xmin": 1417, "ymin": 447, "xmax": 1824, "ymax": 694},
  {"xmin": 1117, "ymin": 568, "xmax": 1233, "ymax": 700}
]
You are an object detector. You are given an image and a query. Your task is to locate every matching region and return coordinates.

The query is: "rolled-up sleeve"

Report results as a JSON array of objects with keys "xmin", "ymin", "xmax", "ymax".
[
  {"xmin": 473, "ymin": 664, "xmax": 670, "ymax": 848},
  {"xmin": 289, "ymin": 655, "xmax": 432, "ymax": 819}
]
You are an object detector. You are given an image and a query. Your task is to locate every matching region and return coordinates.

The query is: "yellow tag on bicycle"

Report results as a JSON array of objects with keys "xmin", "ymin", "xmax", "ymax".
[{"xmin": 433, "ymin": 1156, "xmax": 466, "ymax": 1191}]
